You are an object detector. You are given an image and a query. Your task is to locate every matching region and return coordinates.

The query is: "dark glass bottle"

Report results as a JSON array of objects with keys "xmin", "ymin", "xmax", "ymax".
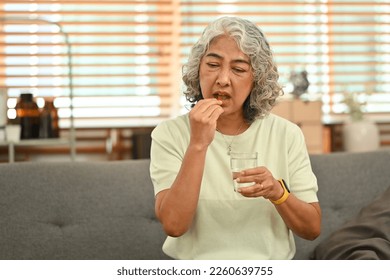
[
  {"xmin": 15, "ymin": 93, "xmax": 40, "ymax": 139},
  {"xmin": 39, "ymin": 98, "xmax": 59, "ymax": 138}
]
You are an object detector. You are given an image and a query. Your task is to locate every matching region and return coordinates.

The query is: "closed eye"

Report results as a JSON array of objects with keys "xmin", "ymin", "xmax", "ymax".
[
  {"xmin": 233, "ymin": 67, "xmax": 246, "ymax": 73},
  {"xmin": 206, "ymin": 62, "xmax": 219, "ymax": 68}
]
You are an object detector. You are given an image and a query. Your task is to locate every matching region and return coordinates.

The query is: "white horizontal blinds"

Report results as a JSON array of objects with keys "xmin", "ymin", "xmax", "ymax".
[
  {"xmin": 1, "ymin": 0, "xmax": 175, "ymax": 127},
  {"xmin": 326, "ymin": 0, "xmax": 390, "ymax": 118},
  {"xmin": 179, "ymin": 0, "xmax": 390, "ymax": 120},
  {"xmin": 1, "ymin": 0, "xmax": 389, "ymax": 127}
]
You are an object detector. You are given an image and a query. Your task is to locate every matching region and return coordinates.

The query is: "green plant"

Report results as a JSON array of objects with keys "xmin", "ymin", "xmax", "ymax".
[{"xmin": 343, "ymin": 92, "xmax": 366, "ymax": 122}]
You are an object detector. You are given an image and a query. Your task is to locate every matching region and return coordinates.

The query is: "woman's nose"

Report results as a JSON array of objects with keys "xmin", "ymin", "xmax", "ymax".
[{"xmin": 216, "ymin": 68, "xmax": 231, "ymax": 86}]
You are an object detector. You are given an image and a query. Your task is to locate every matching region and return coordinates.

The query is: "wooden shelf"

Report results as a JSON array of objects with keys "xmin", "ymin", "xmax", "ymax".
[
  {"xmin": 0, "ymin": 126, "xmax": 155, "ymax": 163},
  {"xmin": 0, "ymin": 138, "xmax": 74, "ymax": 163}
]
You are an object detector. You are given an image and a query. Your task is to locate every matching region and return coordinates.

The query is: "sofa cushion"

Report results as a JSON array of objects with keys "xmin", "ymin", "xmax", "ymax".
[
  {"xmin": 293, "ymin": 151, "xmax": 390, "ymax": 260},
  {"xmin": 311, "ymin": 186, "xmax": 390, "ymax": 260},
  {"xmin": 0, "ymin": 159, "xmax": 169, "ymax": 260}
]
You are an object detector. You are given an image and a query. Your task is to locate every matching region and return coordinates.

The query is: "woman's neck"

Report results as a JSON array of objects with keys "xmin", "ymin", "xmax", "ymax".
[{"xmin": 217, "ymin": 116, "xmax": 249, "ymax": 135}]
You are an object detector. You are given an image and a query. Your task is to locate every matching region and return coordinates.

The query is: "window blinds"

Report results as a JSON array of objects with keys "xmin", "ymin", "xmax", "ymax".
[
  {"xmin": 1, "ymin": 0, "xmax": 177, "ymax": 128},
  {"xmin": 1, "ymin": 0, "xmax": 389, "ymax": 128},
  {"xmin": 179, "ymin": 0, "xmax": 390, "ymax": 122}
]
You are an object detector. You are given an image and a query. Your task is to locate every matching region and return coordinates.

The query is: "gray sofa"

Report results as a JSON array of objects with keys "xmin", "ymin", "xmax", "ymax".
[{"xmin": 0, "ymin": 150, "xmax": 389, "ymax": 260}]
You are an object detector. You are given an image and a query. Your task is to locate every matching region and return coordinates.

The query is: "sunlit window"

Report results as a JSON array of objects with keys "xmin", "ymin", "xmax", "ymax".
[{"xmin": 1, "ymin": 0, "xmax": 389, "ymax": 128}]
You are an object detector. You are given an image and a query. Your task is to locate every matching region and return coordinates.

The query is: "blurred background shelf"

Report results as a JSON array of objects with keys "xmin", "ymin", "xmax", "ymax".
[
  {"xmin": 0, "ymin": 126, "xmax": 154, "ymax": 163},
  {"xmin": 0, "ymin": 138, "xmax": 74, "ymax": 163}
]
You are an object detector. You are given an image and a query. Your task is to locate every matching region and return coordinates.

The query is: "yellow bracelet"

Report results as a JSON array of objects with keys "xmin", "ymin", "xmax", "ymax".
[{"xmin": 270, "ymin": 179, "xmax": 290, "ymax": 205}]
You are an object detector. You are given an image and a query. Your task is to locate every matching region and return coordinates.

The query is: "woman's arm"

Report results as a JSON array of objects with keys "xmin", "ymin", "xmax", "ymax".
[
  {"xmin": 274, "ymin": 196, "xmax": 321, "ymax": 240},
  {"xmin": 155, "ymin": 144, "xmax": 207, "ymax": 237},
  {"xmin": 155, "ymin": 99, "xmax": 224, "ymax": 237}
]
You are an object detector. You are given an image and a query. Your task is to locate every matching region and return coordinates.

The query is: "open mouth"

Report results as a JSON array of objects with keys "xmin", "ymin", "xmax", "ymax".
[{"xmin": 213, "ymin": 94, "xmax": 230, "ymax": 100}]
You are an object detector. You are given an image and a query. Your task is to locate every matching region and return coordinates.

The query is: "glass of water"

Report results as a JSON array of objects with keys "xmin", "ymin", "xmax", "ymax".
[{"xmin": 230, "ymin": 152, "xmax": 258, "ymax": 192}]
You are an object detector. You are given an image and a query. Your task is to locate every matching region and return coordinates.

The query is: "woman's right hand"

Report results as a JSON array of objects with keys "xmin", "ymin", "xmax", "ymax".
[
  {"xmin": 188, "ymin": 98, "xmax": 224, "ymax": 150},
  {"xmin": 155, "ymin": 99, "xmax": 223, "ymax": 237}
]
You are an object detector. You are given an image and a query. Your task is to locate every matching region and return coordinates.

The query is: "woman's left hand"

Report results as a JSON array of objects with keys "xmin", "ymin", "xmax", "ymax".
[
  {"xmin": 236, "ymin": 167, "xmax": 284, "ymax": 200},
  {"xmin": 237, "ymin": 166, "xmax": 321, "ymax": 240}
]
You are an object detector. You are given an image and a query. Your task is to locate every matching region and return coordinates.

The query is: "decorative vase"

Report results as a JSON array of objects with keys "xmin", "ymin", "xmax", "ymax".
[{"xmin": 343, "ymin": 120, "xmax": 380, "ymax": 152}]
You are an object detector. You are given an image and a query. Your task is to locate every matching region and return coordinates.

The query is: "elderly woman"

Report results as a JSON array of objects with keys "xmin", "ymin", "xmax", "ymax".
[{"xmin": 150, "ymin": 16, "xmax": 321, "ymax": 260}]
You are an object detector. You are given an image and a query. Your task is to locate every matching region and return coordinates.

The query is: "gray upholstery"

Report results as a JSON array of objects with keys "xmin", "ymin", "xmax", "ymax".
[
  {"xmin": 294, "ymin": 150, "xmax": 390, "ymax": 259},
  {"xmin": 0, "ymin": 160, "xmax": 169, "ymax": 260},
  {"xmin": 0, "ymin": 151, "xmax": 389, "ymax": 260},
  {"xmin": 312, "ymin": 186, "xmax": 390, "ymax": 260}
]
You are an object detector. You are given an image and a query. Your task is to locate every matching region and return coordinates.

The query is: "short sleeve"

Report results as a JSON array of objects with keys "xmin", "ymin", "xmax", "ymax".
[
  {"xmin": 286, "ymin": 123, "xmax": 319, "ymax": 203},
  {"xmin": 149, "ymin": 116, "xmax": 190, "ymax": 196}
]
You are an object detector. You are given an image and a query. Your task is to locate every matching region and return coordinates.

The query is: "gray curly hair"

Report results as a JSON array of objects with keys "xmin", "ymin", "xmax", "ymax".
[{"xmin": 182, "ymin": 16, "xmax": 283, "ymax": 123}]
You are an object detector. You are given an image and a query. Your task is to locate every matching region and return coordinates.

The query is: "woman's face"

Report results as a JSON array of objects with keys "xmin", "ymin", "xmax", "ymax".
[{"xmin": 199, "ymin": 35, "xmax": 254, "ymax": 118}]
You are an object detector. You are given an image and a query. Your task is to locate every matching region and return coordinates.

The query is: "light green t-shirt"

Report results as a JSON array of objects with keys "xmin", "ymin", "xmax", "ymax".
[{"xmin": 150, "ymin": 113, "xmax": 318, "ymax": 260}]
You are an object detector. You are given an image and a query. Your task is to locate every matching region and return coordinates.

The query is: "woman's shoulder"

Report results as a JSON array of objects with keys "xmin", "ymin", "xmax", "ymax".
[
  {"xmin": 152, "ymin": 114, "xmax": 190, "ymax": 136},
  {"xmin": 259, "ymin": 113, "xmax": 299, "ymax": 129},
  {"xmin": 250, "ymin": 113, "xmax": 302, "ymax": 138}
]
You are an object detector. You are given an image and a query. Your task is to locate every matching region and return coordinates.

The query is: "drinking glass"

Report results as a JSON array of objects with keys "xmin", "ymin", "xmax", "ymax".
[{"xmin": 230, "ymin": 152, "xmax": 258, "ymax": 192}]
